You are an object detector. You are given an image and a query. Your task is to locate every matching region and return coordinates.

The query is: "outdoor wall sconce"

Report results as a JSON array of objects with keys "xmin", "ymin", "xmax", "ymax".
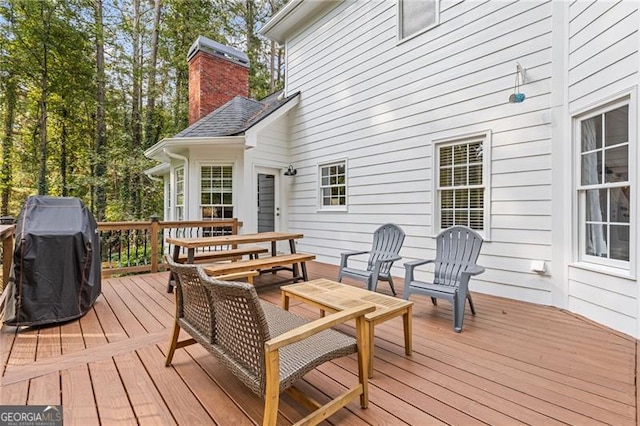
[
  {"xmin": 508, "ymin": 63, "xmax": 526, "ymax": 104},
  {"xmin": 284, "ymin": 164, "xmax": 297, "ymax": 176}
]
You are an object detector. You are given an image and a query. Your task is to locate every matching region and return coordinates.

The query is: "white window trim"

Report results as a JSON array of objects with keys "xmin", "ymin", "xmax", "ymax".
[
  {"xmin": 164, "ymin": 177, "xmax": 171, "ymax": 221},
  {"xmin": 318, "ymin": 159, "xmax": 348, "ymax": 212},
  {"xmin": 397, "ymin": 0, "xmax": 440, "ymax": 44},
  {"xmin": 174, "ymin": 166, "xmax": 185, "ymax": 221},
  {"xmin": 572, "ymin": 90, "xmax": 636, "ymax": 276},
  {"xmin": 198, "ymin": 162, "xmax": 235, "ymax": 220},
  {"xmin": 432, "ymin": 130, "xmax": 492, "ymax": 240}
]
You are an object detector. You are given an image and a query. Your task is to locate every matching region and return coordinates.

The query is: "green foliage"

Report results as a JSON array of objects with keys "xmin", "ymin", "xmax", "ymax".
[{"xmin": 0, "ymin": 0, "xmax": 286, "ymax": 219}]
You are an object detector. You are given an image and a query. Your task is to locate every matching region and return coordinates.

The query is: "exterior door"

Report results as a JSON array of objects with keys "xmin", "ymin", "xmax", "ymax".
[{"xmin": 257, "ymin": 169, "xmax": 277, "ymax": 233}]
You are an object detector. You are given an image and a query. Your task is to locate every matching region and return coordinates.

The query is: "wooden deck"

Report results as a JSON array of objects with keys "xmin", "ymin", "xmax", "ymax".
[{"xmin": 1, "ymin": 261, "xmax": 637, "ymax": 425}]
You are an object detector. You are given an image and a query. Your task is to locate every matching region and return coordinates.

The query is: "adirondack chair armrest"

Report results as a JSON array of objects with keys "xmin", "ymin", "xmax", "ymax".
[
  {"xmin": 461, "ymin": 265, "xmax": 485, "ymax": 277},
  {"xmin": 340, "ymin": 250, "xmax": 371, "ymax": 267},
  {"xmin": 403, "ymin": 259, "xmax": 435, "ymax": 282},
  {"xmin": 341, "ymin": 250, "xmax": 371, "ymax": 258},
  {"xmin": 404, "ymin": 258, "xmax": 435, "ymax": 271},
  {"xmin": 265, "ymin": 304, "xmax": 376, "ymax": 351},
  {"xmin": 375, "ymin": 253, "xmax": 402, "ymax": 263},
  {"xmin": 458, "ymin": 265, "xmax": 485, "ymax": 293},
  {"xmin": 371, "ymin": 254, "xmax": 402, "ymax": 271}
]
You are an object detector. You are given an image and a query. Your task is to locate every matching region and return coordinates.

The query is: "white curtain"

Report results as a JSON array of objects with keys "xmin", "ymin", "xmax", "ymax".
[{"xmin": 582, "ymin": 119, "xmax": 607, "ymax": 257}]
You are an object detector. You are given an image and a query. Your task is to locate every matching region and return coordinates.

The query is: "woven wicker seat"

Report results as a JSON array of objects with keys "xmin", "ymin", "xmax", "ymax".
[{"xmin": 165, "ymin": 257, "xmax": 374, "ymax": 426}]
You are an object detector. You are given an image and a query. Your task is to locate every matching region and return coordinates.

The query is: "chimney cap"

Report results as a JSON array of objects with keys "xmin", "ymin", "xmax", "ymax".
[{"xmin": 187, "ymin": 36, "xmax": 249, "ymax": 68}]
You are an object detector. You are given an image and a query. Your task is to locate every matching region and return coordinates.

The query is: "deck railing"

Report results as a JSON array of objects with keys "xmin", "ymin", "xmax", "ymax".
[{"xmin": 0, "ymin": 218, "xmax": 241, "ymax": 289}]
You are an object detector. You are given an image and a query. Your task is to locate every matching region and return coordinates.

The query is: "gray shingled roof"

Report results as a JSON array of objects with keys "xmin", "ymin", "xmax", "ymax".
[{"xmin": 174, "ymin": 90, "xmax": 299, "ymax": 138}]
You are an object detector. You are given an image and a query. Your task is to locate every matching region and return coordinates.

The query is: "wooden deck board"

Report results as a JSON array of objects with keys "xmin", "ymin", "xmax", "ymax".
[
  {"xmin": 1, "ymin": 261, "xmax": 637, "ymax": 425},
  {"xmin": 181, "ymin": 344, "xmax": 294, "ymax": 425},
  {"xmin": 136, "ymin": 345, "xmax": 215, "ymax": 425},
  {"xmin": 166, "ymin": 347, "xmax": 254, "ymax": 426},
  {"xmin": 91, "ymin": 358, "xmax": 138, "ymax": 424},
  {"xmin": 61, "ymin": 366, "xmax": 99, "ymax": 426}
]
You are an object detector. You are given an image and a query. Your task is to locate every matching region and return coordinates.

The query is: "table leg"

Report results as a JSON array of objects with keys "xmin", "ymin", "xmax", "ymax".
[
  {"xmin": 281, "ymin": 292, "xmax": 290, "ymax": 310},
  {"xmin": 299, "ymin": 261, "xmax": 308, "ymax": 281},
  {"xmin": 366, "ymin": 321, "xmax": 375, "ymax": 378},
  {"xmin": 289, "ymin": 239, "xmax": 300, "ymax": 279},
  {"xmin": 166, "ymin": 244, "xmax": 181, "ymax": 293},
  {"xmin": 187, "ymin": 248, "xmax": 194, "ymax": 263},
  {"xmin": 403, "ymin": 306, "xmax": 413, "ymax": 356},
  {"xmin": 271, "ymin": 241, "xmax": 278, "ymax": 274}
]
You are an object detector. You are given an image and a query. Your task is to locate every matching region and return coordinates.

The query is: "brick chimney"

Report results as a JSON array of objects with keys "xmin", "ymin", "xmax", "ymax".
[{"xmin": 187, "ymin": 36, "xmax": 250, "ymax": 125}]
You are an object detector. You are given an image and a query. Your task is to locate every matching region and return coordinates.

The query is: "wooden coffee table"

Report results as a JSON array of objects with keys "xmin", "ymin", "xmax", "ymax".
[{"xmin": 281, "ymin": 278, "xmax": 413, "ymax": 378}]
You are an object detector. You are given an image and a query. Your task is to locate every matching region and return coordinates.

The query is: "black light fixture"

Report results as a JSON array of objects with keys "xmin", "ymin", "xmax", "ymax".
[{"xmin": 284, "ymin": 164, "xmax": 297, "ymax": 176}]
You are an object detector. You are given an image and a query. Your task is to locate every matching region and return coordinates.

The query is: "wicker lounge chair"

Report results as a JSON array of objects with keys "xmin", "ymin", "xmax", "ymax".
[
  {"xmin": 337, "ymin": 223, "xmax": 406, "ymax": 295},
  {"xmin": 165, "ymin": 258, "xmax": 374, "ymax": 426},
  {"xmin": 403, "ymin": 226, "xmax": 485, "ymax": 332}
]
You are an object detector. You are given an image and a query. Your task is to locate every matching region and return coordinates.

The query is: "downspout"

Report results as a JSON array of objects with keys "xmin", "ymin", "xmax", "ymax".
[
  {"xmin": 163, "ymin": 148, "xmax": 189, "ymax": 219},
  {"xmin": 144, "ymin": 172, "xmax": 163, "ymax": 183}
]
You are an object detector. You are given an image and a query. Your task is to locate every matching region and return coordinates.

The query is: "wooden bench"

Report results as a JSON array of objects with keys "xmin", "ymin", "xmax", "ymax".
[
  {"xmin": 176, "ymin": 246, "xmax": 267, "ymax": 264},
  {"xmin": 207, "ymin": 270, "xmax": 260, "ymax": 284},
  {"xmin": 203, "ymin": 253, "xmax": 316, "ymax": 283}
]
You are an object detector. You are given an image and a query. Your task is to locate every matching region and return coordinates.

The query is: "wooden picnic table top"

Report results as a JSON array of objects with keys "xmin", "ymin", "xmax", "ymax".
[{"xmin": 166, "ymin": 231, "xmax": 304, "ymax": 249}]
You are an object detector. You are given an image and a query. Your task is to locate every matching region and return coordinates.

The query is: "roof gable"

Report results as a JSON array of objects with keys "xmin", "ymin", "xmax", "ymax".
[{"xmin": 173, "ymin": 91, "xmax": 299, "ymax": 139}]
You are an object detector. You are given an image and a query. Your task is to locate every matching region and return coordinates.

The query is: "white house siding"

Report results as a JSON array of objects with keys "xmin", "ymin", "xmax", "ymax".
[
  {"xmin": 567, "ymin": 1, "xmax": 639, "ymax": 336},
  {"xmin": 244, "ymin": 117, "xmax": 291, "ymax": 233},
  {"xmin": 176, "ymin": 118, "xmax": 290, "ymax": 234},
  {"xmin": 283, "ymin": 0, "xmax": 557, "ymax": 305}
]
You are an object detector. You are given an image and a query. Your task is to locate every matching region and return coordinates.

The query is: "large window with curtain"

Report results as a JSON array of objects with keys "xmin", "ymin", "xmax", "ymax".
[{"xmin": 577, "ymin": 100, "xmax": 630, "ymax": 267}]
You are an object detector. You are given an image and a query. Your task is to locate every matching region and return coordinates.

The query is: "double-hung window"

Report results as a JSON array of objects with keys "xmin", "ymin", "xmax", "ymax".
[
  {"xmin": 319, "ymin": 161, "xmax": 347, "ymax": 210},
  {"xmin": 200, "ymin": 165, "xmax": 234, "ymax": 220},
  {"xmin": 435, "ymin": 135, "xmax": 488, "ymax": 234},
  {"xmin": 577, "ymin": 100, "xmax": 631, "ymax": 267},
  {"xmin": 175, "ymin": 167, "xmax": 184, "ymax": 221},
  {"xmin": 398, "ymin": 0, "xmax": 439, "ymax": 41}
]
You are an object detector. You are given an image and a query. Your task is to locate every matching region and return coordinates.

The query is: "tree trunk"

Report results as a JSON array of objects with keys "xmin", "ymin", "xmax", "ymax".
[
  {"xmin": 245, "ymin": 0, "xmax": 257, "ymax": 98},
  {"xmin": 269, "ymin": 40, "xmax": 275, "ymax": 92},
  {"xmin": 144, "ymin": 0, "xmax": 162, "ymax": 149},
  {"xmin": 60, "ymin": 108, "xmax": 68, "ymax": 196},
  {"xmin": 93, "ymin": 0, "xmax": 107, "ymax": 220},
  {"xmin": 131, "ymin": 0, "xmax": 142, "ymax": 217},
  {"xmin": 1, "ymin": 76, "xmax": 17, "ymax": 216},
  {"xmin": 38, "ymin": 54, "xmax": 48, "ymax": 195},
  {"xmin": 37, "ymin": 2, "xmax": 51, "ymax": 195}
]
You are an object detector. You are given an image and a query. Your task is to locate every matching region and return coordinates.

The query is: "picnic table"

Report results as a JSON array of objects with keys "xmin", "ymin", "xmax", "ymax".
[{"xmin": 166, "ymin": 232, "xmax": 314, "ymax": 291}]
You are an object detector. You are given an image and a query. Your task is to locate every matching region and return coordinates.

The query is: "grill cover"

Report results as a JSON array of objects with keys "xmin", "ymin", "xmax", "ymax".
[{"xmin": 3, "ymin": 196, "xmax": 101, "ymax": 327}]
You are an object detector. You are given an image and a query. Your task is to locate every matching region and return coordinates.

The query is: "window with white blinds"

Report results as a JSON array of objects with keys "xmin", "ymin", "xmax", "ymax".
[{"xmin": 436, "ymin": 136, "xmax": 487, "ymax": 233}]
